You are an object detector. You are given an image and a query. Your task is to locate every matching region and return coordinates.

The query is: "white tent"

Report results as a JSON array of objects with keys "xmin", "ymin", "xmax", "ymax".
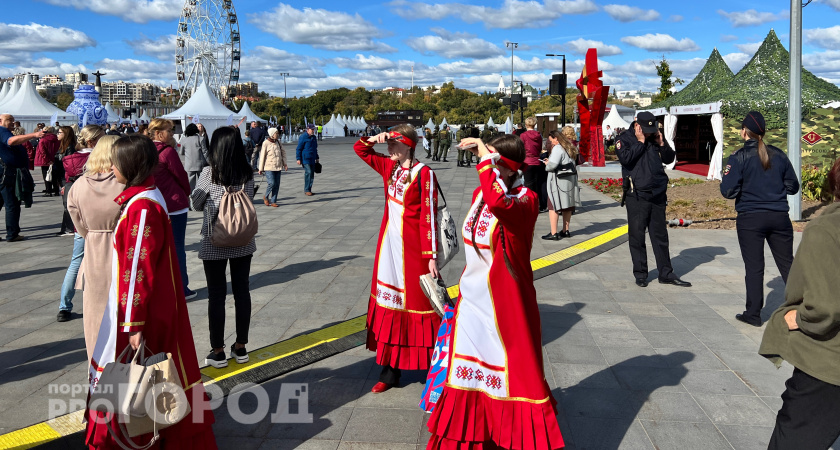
[
  {"xmin": 501, "ymin": 116, "xmax": 513, "ymax": 134},
  {"xmin": 353, "ymin": 116, "xmax": 363, "ymax": 131},
  {"xmin": 139, "ymin": 110, "xmax": 151, "ymax": 123},
  {"xmin": 825, "ymin": 101, "xmax": 840, "ymax": 108},
  {"xmin": 104, "ymin": 103, "xmax": 119, "ymax": 124},
  {"xmin": 360, "ymin": 116, "xmax": 368, "ymax": 128},
  {"xmin": 161, "ymin": 81, "xmax": 244, "ymax": 140},
  {"xmin": 321, "ymin": 114, "xmax": 344, "ymax": 137},
  {"xmin": 0, "ymin": 75, "xmax": 77, "ymax": 132},
  {"xmin": 322, "ymin": 114, "xmax": 342, "ymax": 138},
  {"xmin": 0, "ymin": 78, "xmax": 22, "ymax": 109},
  {"xmin": 425, "ymin": 118, "xmax": 435, "ymax": 129},
  {"xmin": 602, "ymin": 106, "xmax": 630, "ymax": 135},
  {"xmin": 440, "ymin": 117, "xmax": 449, "ymax": 127},
  {"xmin": 0, "ymin": 82, "xmax": 9, "ymax": 105},
  {"xmin": 238, "ymin": 101, "xmax": 262, "ymax": 123},
  {"xmin": 487, "ymin": 116, "xmax": 495, "ymax": 128},
  {"xmin": 668, "ymin": 101, "xmax": 725, "ymax": 180}
]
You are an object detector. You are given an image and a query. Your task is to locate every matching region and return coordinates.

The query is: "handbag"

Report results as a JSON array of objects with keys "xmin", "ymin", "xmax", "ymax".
[
  {"xmin": 45, "ymin": 164, "xmax": 53, "ymax": 182},
  {"xmin": 89, "ymin": 344, "xmax": 155, "ymax": 418},
  {"xmin": 419, "ymin": 304, "xmax": 456, "ymax": 412},
  {"xmin": 419, "ymin": 273, "xmax": 453, "ymax": 317},
  {"xmin": 432, "ymin": 180, "xmax": 458, "ymax": 269},
  {"xmin": 313, "ymin": 162, "xmax": 322, "ymax": 174}
]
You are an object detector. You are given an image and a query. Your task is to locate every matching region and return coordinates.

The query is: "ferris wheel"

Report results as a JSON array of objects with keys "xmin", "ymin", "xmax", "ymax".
[{"xmin": 175, "ymin": 0, "xmax": 241, "ymax": 104}]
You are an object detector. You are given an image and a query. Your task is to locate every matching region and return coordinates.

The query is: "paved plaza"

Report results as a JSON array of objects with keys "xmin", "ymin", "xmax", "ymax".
[{"xmin": 0, "ymin": 136, "xmax": 834, "ymax": 449}]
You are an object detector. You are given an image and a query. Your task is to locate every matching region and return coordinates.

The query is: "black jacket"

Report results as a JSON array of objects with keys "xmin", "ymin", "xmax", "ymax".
[
  {"xmin": 616, "ymin": 129, "xmax": 675, "ymax": 202},
  {"xmin": 720, "ymin": 140, "xmax": 799, "ymax": 214}
]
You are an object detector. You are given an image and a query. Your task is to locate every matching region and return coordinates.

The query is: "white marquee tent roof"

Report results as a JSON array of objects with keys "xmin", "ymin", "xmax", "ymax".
[
  {"xmin": 104, "ymin": 103, "xmax": 119, "ymax": 123},
  {"xmin": 139, "ymin": 110, "xmax": 151, "ymax": 122},
  {"xmin": 487, "ymin": 116, "xmax": 495, "ymax": 127},
  {"xmin": 602, "ymin": 106, "xmax": 630, "ymax": 134},
  {"xmin": 440, "ymin": 117, "xmax": 449, "ymax": 127},
  {"xmin": 161, "ymin": 81, "xmax": 243, "ymax": 139},
  {"xmin": 323, "ymin": 114, "xmax": 342, "ymax": 137},
  {"xmin": 0, "ymin": 75, "xmax": 76, "ymax": 130},
  {"xmin": 0, "ymin": 82, "xmax": 9, "ymax": 105},
  {"xmin": 425, "ymin": 118, "xmax": 435, "ymax": 129},
  {"xmin": 501, "ymin": 116, "xmax": 513, "ymax": 134},
  {"xmin": 0, "ymin": 78, "xmax": 22, "ymax": 109},
  {"xmin": 238, "ymin": 101, "xmax": 262, "ymax": 123}
]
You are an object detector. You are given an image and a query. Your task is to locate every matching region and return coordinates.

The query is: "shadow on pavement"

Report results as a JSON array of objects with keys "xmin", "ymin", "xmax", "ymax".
[
  {"xmin": 0, "ymin": 338, "xmax": 87, "ymax": 386},
  {"xmin": 577, "ymin": 199, "xmax": 621, "ymax": 214},
  {"xmin": 671, "ymin": 245, "xmax": 728, "ymax": 277},
  {"xmin": 541, "ymin": 302, "xmax": 585, "ymax": 347},
  {"xmin": 249, "ymin": 256, "xmax": 360, "ymax": 291},
  {"xmin": 761, "ymin": 276, "xmax": 786, "ymax": 323},
  {"xmin": 554, "ymin": 351, "xmax": 694, "ymax": 448},
  {"xmin": 1, "ymin": 266, "xmax": 65, "ymax": 282},
  {"xmin": 568, "ymin": 218, "xmax": 626, "ymax": 238}
]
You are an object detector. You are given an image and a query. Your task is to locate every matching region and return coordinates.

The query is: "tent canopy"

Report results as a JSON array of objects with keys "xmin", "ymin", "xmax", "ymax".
[
  {"xmin": 239, "ymin": 101, "xmax": 262, "ymax": 123},
  {"xmin": 322, "ymin": 114, "xmax": 342, "ymax": 137},
  {"xmin": 425, "ymin": 118, "xmax": 435, "ymax": 129},
  {"xmin": 487, "ymin": 116, "xmax": 495, "ymax": 127},
  {"xmin": 0, "ymin": 82, "xmax": 9, "ymax": 105},
  {"xmin": 0, "ymin": 75, "xmax": 77, "ymax": 131},
  {"xmin": 501, "ymin": 116, "xmax": 513, "ymax": 134},
  {"xmin": 602, "ymin": 107, "xmax": 630, "ymax": 134},
  {"xmin": 161, "ymin": 81, "xmax": 243, "ymax": 139},
  {"xmin": 0, "ymin": 78, "xmax": 22, "ymax": 109},
  {"xmin": 104, "ymin": 103, "xmax": 119, "ymax": 124}
]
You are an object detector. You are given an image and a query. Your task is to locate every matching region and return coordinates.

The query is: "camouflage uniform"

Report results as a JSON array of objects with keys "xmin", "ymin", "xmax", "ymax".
[
  {"xmin": 435, "ymin": 126, "xmax": 451, "ymax": 161},
  {"xmin": 456, "ymin": 127, "xmax": 469, "ymax": 166},
  {"xmin": 432, "ymin": 125, "xmax": 440, "ymax": 159}
]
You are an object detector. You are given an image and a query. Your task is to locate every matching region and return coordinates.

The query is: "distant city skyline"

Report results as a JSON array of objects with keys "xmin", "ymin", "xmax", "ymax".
[{"xmin": 1, "ymin": 1, "xmax": 839, "ymax": 97}]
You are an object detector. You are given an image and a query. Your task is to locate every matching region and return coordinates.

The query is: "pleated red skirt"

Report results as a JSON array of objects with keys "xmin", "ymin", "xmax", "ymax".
[{"xmin": 366, "ymin": 297, "xmax": 440, "ymax": 370}]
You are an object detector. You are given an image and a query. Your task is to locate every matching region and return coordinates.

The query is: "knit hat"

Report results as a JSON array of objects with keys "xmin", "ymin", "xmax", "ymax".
[
  {"xmin": 267, "ymin": 127, "xmax": 278, "ymax": 138},
  {"xmin": 742, "ymin": 111, "xmax": 765, "ymax": 136}
]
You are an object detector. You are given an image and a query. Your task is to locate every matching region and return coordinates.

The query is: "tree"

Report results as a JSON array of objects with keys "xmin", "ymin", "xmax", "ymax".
[
  {"xmin": 653, "ymin": 56, "xmax": 684, "ymax": 102},
  {"xmin": 56, "ymin": 92, "xmax": 74, "ymax": 111}
]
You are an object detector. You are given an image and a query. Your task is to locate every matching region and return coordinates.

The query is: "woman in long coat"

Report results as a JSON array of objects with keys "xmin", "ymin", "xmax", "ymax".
[
  {"xmin": 67, "ymin": 136, "xmax": 124, "ymax": 359},
  {"xmin": 542, "ymin": 127, "xmax": 581, "ymax": 240},
  {"xmin": 354, "ymin": 124, "xmax": 441, "ymax": 393},
  {"xmin": 426, "ymin": 135, "xmax": 564, "ymax": 450}
]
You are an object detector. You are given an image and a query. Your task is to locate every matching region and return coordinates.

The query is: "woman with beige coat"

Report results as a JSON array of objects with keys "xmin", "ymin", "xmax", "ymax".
[
  {"xmin": 258, "ymin": 127, "xmax": 287, "ymax": 207},
  {"xmin": 67, "ymin": 135, "xmax": 125, "ymax": 360}
]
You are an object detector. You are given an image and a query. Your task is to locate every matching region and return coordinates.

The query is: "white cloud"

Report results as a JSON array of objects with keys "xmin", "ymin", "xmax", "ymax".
[
  {"xmin": 717, "ymin": 9, "xmax": 788, "ymax": 27},
  {"xmin": 669, "ymin": 15, "xmax": 683, "ymax": 22},
  {"xmin": 248, "ymin": 4, "xmax": 395, "ymax": 52},
  {"xmin": 722, "ymin": 52, "xmax": 751, "ymax": 72},
  {"xmin": 388, "ymin": 0, "xmax": 598, "ymax": 29},
  {"xmin": 95, "ymin": 58, "xmax": 171, "ymax": 82},
  {"xmin": 34, "ymin": 0, "xmax": 182, "ymax": 24},
  {"xmin": 330, "ymin": 54, "xmax": 396, "ymax": 70},
  {"xmin": 0, "ymin": 57, "xmax": 88, "ymax": 78},
  {"xmin": 0, "ymin": 23, "xmax": 95, "ymax": 52},
  {"xmin": 735, "ymin": 42, "xmax": 762, "ymax": 55},
  {"xmin": 408, "ymin": 29, "xmax": 504, "ymax": 59},
  {"xmin": 821, "ymin": 0, "xmax": 840, "ymax": 11},
  {"xmin": 720, "ymin": 34, "xmax": 739, "ymax": 42},
  {"xmin": 125, "ymin": 34, "xmax": 175, "ymax": 61},
  {"xmin": 560, "ymin": 38, "xmax": 623, "ymax": 56},
  {"xmin": 242, "ymin": 47, "xmax": 327, "ymax": 79},
  {"xmin": 805, "ymin": 25, "xmax": 840, "ymax": 50},
  {"xmin": 603, "ymin": 5, "xmax": 660, "ymax": 22},
  {"xmin": 620, "ymin": 34, "xmax": 700, "ymax": 52}
]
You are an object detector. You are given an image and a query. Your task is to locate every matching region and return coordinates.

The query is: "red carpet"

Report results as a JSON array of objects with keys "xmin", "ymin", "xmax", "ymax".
[{"xmin": 674, "ymin": 161, "xmax": 710, "ymax": 177}]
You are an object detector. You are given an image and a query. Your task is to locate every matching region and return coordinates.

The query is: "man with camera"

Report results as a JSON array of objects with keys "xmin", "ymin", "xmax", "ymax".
[{"xmin": 616, "ymin": 112, "xmax": 690, "ymax": 288}]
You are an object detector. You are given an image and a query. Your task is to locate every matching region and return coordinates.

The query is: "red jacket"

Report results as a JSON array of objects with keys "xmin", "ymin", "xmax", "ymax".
[
  {"xmin": 34, "ymin": 133, "xmax": 59, "ymax": 167},
  {"xmin": 519, "ymin": 130, "xmax": 543, "ymax": 167},
  {"xmin": 62, "ymin": 149, "xmax": 91, "ymax": 182},
  {"xmin": 153, "ymin": 140, "xmax": 191, "ymax": 213}
]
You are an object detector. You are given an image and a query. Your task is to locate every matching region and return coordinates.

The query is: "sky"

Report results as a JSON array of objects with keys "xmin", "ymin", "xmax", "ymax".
[{"xmin": 2, "ymin": 0, "xmax": 840, "ymax": 98}]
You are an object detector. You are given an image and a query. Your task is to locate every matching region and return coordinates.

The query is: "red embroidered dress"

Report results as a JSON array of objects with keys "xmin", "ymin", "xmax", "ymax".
[
  {"xmin": 86, "ymin": 177, "xmax": 216, "ymax": 449},
  {"xmin": 426, "ymin": 154, "xmax": 564, "ymax": 450},
  {"xmin": 354, "ymin": 137, "xmax": 441, "ymax": 370}
]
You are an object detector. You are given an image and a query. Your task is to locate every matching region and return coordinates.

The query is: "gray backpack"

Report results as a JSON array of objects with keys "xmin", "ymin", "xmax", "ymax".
[{"xmin": 211, "ymin": 185, "xmax": 258, "ymax": 247}]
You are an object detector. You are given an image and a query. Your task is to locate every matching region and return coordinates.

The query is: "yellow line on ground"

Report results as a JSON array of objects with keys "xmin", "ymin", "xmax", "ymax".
[{"xmin": 0, "ymin": 225, "xmax": 628, "ymax": 449}]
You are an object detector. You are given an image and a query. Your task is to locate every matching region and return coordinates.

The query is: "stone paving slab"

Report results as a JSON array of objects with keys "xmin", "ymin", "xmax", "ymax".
[{"xmin": 1, "ymin": 136, "xmax": 837, "ymax": 449}]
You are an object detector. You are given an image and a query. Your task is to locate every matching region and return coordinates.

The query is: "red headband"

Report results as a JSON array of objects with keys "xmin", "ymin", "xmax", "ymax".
[
  {"xmin": 388, "ymin": 132, "xmax": 416, "ymax": 149},
  {"xmin": 496, "ymin": 154, "xmax": 526, "ymax": 171}
]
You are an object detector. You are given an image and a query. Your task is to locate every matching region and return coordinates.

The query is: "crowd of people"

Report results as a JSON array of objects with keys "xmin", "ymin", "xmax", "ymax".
[{"xmin": 1, "ymin": 108, "xmax": 839, "ymax": 449}]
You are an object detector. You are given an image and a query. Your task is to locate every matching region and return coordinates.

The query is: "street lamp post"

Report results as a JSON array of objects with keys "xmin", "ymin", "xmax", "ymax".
[
  {"xmin": 514, "ymin": 80, "xmax": 524, "ymax": 125},
  {"xmin": 506, "ymin": 42, "xmax": 518, "ymax": 124},
  {"xmin": 279, "ymin": 72, "xmax": 289, "ymax": 139},
  {"xmin": 545, "ymin": 54, "xmax": 567, "ymax": 127}
]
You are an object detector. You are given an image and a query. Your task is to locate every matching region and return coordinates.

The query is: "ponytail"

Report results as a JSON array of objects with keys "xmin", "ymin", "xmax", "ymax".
[{"xmin": 745, "ymin": 129, "xmax": 770, "ymax": 170}]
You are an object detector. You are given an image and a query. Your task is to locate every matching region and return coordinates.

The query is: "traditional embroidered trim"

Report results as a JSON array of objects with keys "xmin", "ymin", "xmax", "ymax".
[
  {"xmin": 376, "ymin": 279, "xmax": 405, "ymax": 293},
  {"xmin": 118, "ymin": 321, "xmax": 145, "ymax": 327},
  {"xmin": 369, "ymin": 294, "xmax": 437, "ymax": 314},
  {"xmin": 453, "ymin": 353, "xmax": 506, "ymax": 372},
  {"xmin": 477, "ymin": 164, "xmax": 496, "ymax": 174},
  {"xmin": 443, "ymin": 384, "xmax": 552, "ymax": 404},
  {"xmin": 421, "ymin": 250, "xmax": 438, "ymax": 255}
]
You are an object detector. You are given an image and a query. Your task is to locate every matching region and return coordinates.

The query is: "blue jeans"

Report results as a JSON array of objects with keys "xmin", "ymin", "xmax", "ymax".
[
  {"xmin": 59, "ymin": 233, "xmax": 85, "ymax": 312},
  {"xmin": 170, "ymin": 212, "xmax": 190, "ymax": 293},
  {"xmin": 0, "ymin": 183, "xmax": 21, "ymax": 240},
  {"xmin": 303, "ymin": 164, "xmax": 314, "ymax": 193},
  {"xmin": 264, "ymin": 171, "xmax": 281, "ymax": 204}
]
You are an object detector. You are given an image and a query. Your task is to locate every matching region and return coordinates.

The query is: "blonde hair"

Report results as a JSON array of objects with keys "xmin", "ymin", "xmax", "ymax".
[
  {"xmin": 12, "ymin": 127, "xmax": 25, "ymax": 136},
  {"xmin": 525, "ymin": 116, "xmax": 537, "ymax": 129},
  {"xmin": 549, "ymin": 128, "xmax": 578, "ymax": 159},
  {"xmin": 147, "ymin": 118, "xmax": 174, "ymax": 141},
  {"xmin": 44, "ymin": 126, "xmax": 56, "ymax": 134},
  {"xmin": 561, "ymin": 126, "xmax": 577, "ymax": 144},
  {"xmin": 85, "ymin": 135, "xmax": 120, "ymax": 174},
  {"xmin": 77, "ymin": 125, "xmax": 104, "ymax": 148}
]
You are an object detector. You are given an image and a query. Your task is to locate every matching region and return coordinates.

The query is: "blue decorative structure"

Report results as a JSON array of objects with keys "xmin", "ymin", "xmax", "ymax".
[{"xmin": 66, "ymin": 84, "xmax": 108, "ymax": 128}]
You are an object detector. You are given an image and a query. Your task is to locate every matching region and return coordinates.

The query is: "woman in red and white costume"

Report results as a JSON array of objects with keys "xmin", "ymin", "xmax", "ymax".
[
  {"xmin": 354, "ymin": 124, "xmax": 442, "ymax": 393},
  {"xmin": 426, "ymin": 135, "xmax": 564, "ymax": 450}
]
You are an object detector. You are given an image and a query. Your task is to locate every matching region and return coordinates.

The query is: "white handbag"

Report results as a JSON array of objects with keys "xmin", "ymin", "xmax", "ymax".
[
  {"xmin": 89, "ymin": 344, "xmax": 155, "ymax": 418},
  {"xmin": 434, "ymin": 181, "xmax": 459, "ymax": 269}
]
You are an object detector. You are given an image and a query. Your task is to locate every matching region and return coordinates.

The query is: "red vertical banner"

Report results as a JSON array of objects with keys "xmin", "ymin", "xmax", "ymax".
[{"xmin": 576, "ymin": 49, "xmax": 609, "ymax": 166}]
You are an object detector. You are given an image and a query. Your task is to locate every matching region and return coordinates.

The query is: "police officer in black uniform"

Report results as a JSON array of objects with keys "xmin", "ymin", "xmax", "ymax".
[
  {"xmin": 616, "ymin": 112, "xmax": 691, "ymax": 287},
  {"xmin": 720, "ymin": 111, "xmax": 799, "ymax": 327}
]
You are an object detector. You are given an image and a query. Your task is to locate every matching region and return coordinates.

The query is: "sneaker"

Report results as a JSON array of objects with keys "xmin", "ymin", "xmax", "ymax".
[
  {"xmin": 230, "ymin": 344, "xmax": 249, "ymax": 364},
  {"xmin": 184, "ymin": 289, "xmax": 197, "ymax": 300},
  {"xmin": 56, "ymin": 310, "xmax": 72, "ymax": 322},
  {"xmin": 9, "ymin": 235, "xmax": 26, "ymax": 242},
  {"xmin": 205, "ymin": 350, "xmax": 228, "ymax": 368},
  {"xmin": 56, "ymin": 231, "xmax": 74, "ymax": 237}
]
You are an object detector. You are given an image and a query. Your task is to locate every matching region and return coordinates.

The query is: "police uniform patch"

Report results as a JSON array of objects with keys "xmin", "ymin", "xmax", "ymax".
[
  {"xmin": 723, "ymin": 164, "xmax": 731, "ymax": 176},
  {"xmin": 616, "ymin": 140, "xmax": 621, "ymax": 150}
]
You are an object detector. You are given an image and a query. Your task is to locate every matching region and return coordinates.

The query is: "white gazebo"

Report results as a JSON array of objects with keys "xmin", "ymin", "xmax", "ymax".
[
  {"xmin": 425, "ymin": 118, "xmax": 435, "ymax": 129},
  {"xmin": 0, "ymin": 75, "xmax": 77, "ymax": 132},
  {"xmin": 161, "ymin": 81, "xmax": 243, "ymax": 140},
  {"xmin": 104, "ymin": 103, "xmax": 120, "ymax": 124},
  {"xmin": 139, "ymin": 110, "xmax": 151, "ymax": 123},
  {"xmin": 0, "ymin": 82, "xmax": 9, "ymax": 105},
  {"xmin": 487, "ymin": 116, "xmax": 496, "ymax": 128},
  {"xmin": 0, "ymin": 78, "xmax": 22, "ymax": 109},
  {"xmin": 322, "ymin": 114, "xmax": 342, "ymax": 138},
  {"xmin": 440, "ymin": 117, "xmax": 449, "ymax": 128},
  {"xmin": 238, "ymin": 101, "xmax": 262, "ymax": 123},
  {"xmin": 602, "ymin": 106, "xmax": 630, "ymax": 135},
  {"xmin": 501, "ymin": 116, "xmax": 513, "ymax": 134}
]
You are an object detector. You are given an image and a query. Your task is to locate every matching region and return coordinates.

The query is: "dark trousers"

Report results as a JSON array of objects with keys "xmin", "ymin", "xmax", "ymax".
[
  {"xmin": 41, "ymin": 166, "xmax": 60, "ymax": 194},
  {"xmin": 736, "ymin": 212, "xmax": 793, "ymax": 324},
  {"xmin": 203, "ymin": 255, "xmax": 253, "ymax": 350},
  {"xmin": 379, "ymin": 365, "xmax": 401, "ymax": 385},
  {"xmin": 524, "ymin": 164, "xmax": 548, "ymax": 210},
  {"xmin": 769, "ymin": 368, "xmax": 840, "ymax": 450},
  {"xmin": 0, "ymin": 183, "xmax": 21, "ymax": 240},
  {"xmin": 626, "ymin": 195, "xmax": 674, "ymax": 281},
  {"xmin": 60, "ymin": 180, "xmax": 74, "ymax": 233}
]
